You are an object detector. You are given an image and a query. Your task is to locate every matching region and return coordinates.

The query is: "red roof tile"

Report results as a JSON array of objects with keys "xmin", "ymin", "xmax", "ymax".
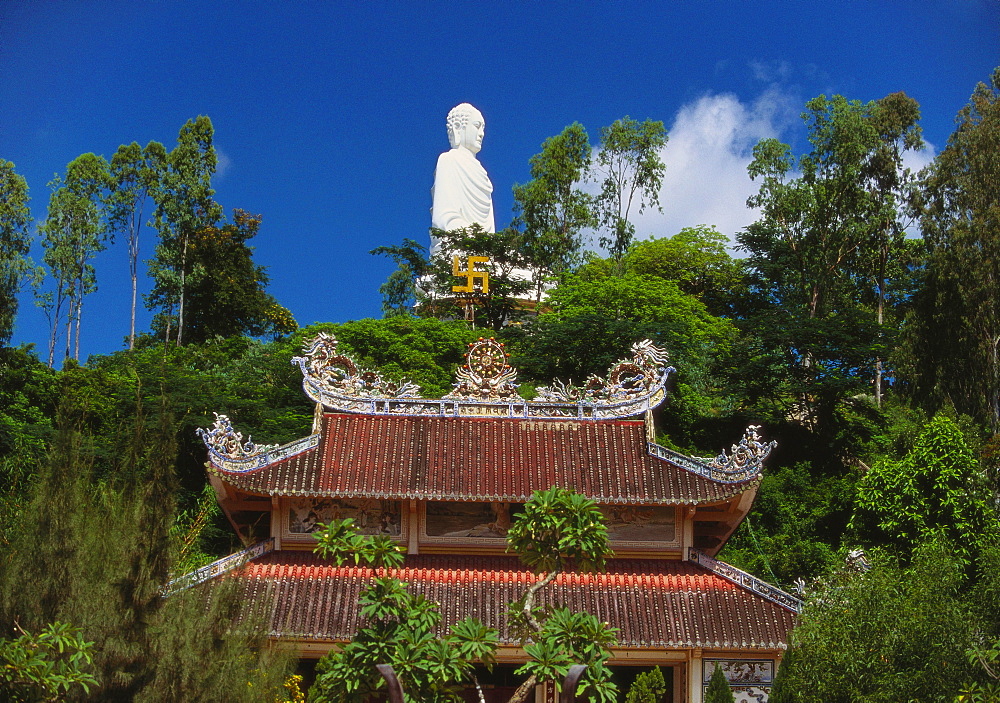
[
  {"xmin": 212, "ymin": 414, "xmax": 752, "ymax": 504},
  {"xmin": 240, "ymin": 552, "xmax": 794, "ymax": 650}
]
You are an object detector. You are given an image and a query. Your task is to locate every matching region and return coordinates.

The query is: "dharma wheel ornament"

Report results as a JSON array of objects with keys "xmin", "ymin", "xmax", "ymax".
[{"xmin": 444, "ymin": 337, "xmax": 520, "ymax": 401}]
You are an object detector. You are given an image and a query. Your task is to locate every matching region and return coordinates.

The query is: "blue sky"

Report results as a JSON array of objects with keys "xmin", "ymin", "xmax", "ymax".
[{"xmin": 1, "ymin": 1, "xmax": 997, "ymax": 361}]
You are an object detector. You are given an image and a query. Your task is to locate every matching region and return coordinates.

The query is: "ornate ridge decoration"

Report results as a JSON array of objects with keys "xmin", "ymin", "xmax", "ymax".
[
  {"xmin": 293, "ymin": 332, "xmax": 422, "ymax": 399},
  {"xmin": 197, "ymin": 413, "xmax": 319, "ymax": 473},
  {"xmin": 688, "ymin": 547, "xmax": 802, "ymax": 613},
  {"xmin": 444, "ymin": 337, "xmax": 519, "ymax": 401},
  {"xmin": 197, "ymin": 413, "xmax": 277, "ymax": 460},
  {"xmin": 293, "ymin": 333, "xmax": 674, "ymax": 420},
  {"xmin": 164, "ymin": 537, "xmax": 275, "ymax": 595},
  {"xmin": 535, "ymin": 339, "xmax": 673, "ymax": 404},
  {"xmin": 698, "ymin": 425, "xmax": 777, "ymax": 482}
]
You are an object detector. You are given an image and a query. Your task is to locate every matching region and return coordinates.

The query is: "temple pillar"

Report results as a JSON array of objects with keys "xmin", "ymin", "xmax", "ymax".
[
  {"xmin": 688, "ymin": 649, "xmax": 703, "ymax": 703},
  {"xmin": 407, "ymin": 500, "xmax": 419, "ymax": 555}
]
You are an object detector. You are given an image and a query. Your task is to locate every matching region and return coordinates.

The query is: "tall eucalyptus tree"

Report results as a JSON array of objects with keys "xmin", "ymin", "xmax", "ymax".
[
  {"xmin": 107, "ymin": 141, "xmax": 166, "ymax": 350},
  {"xmin": 0, "ymin": 160, "xmax": 33, "ymax": 345},
  {"xmin": 908, "ymin": 68, "xmax": 1000, "ymax": 427},
  {"xmin": 149, "ymin": 116, "xmax": 221, "ymax": 346},
  {"xmin": 591, "ymin": 117, "xmax": 667, "ymax": 261},
  {"xmin": 35, "ymin": 154, "xmax": 110, "ymax": 364}
]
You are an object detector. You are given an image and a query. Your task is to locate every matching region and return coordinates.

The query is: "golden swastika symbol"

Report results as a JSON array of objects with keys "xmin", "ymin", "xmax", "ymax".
[{"xmin": 452, "ymin": 256, "xmax": 490, "ymax": 295}]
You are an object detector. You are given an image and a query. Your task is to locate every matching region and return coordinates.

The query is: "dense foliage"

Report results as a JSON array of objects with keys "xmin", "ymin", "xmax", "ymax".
[{"xmin": 1, "ymin": 68, "xmax": 999, "ymax": 700}]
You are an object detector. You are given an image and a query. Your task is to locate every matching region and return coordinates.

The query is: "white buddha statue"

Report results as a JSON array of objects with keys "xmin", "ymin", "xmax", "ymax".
[{"xmin": 431, "ymin": 103, "xmax": 495, "ymax": 255}]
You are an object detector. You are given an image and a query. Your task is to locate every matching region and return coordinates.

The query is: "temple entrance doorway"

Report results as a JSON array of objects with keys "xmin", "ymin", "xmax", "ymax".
[{"xmin": 612, "ymin": 665, "xmax": 676, "ymax": 703}]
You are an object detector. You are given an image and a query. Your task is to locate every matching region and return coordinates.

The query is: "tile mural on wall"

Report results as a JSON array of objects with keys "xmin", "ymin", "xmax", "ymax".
[
  {"xmin": 703, "ymin": 659, "xmax": 774, "ymax": 703},
  {"xmin": 287, "ymin": 498, "xmax": 401, "ymax": 536},
  {"xmin": 424, "ymin": 501, "xmax": 523, "ymax": 541},
  {"xmin": 598, "ymin": 504, "xmax": 676, "ymax": 543}
]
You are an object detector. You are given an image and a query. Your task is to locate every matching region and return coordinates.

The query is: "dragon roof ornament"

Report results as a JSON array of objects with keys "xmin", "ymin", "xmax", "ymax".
[
  {"xmin": 535, "ymin": 339, "xmax": 672, "ymax": 404},
  {"xmin": 294, "ymin": 332, "xmax": 422, "ymax": 399},
  {"xmin": 292, "ymin": 333, "xmax": 675, "ymax": 420},
  {"xmin": 197, "ymin": 413, "xmax": 277, "ymax": 465},
  {"xmin": 700, "ymin": 425, "xmax": 777, "ymax": 482},
  {"xmin": 197, "ymin": 413, "xmax": 319, "ymax": 473}
]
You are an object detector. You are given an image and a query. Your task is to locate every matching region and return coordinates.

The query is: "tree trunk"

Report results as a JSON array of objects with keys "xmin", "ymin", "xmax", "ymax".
[
  {"xmin": 177, "ymin": 233, "xmax": 187, "ymax": 346},
  {"xmin": 47, "ymin": 317, "xmax": 57, "ymax": 368},
  {"xmin": 503, "ymin": 569, "xmax": 560, "ymax": 703},
  {"xmin": 874, "ymin": 277, "xmax": 884, "ymax": 407},
  {"xmin": 64, "ymin": 297, "xmax": 73, "ymax": 363},
  {"xmin": 507, "ymin": 674, "xmax": 538, "ymax": 703},
  {"xmin": 129, "ymin": 230, "xmax": 138, "ymax": 351},
  {"xmin": 992, "ymin": 333, "xmax": 1000, "ymax": 432},
  {"xmin": 74, "ymin": 299, "xmax": 82, "ymax": 361}
]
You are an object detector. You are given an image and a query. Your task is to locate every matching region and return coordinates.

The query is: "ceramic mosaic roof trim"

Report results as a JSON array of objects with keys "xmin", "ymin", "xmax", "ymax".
[
  {"xmin": 164, "ymin": 538, "xmax": 275, "ymax": 595},
  {"xmin": 649, "ymin": 425, "xmax": 777, "ymax": 484},
  {"xmin": 241, "ymin": 553, "xmax": 795, "ymax": 649},
  {"xmin": 291, "ymin": 334, "xmax": 675, "ymax": 420},
  {"xmin": 198, "ymin": 414, "xmax": 321, "ymax": 473},
  {"xmin": 206, "ymin": 414, "xmax": 761, "ymax": 504},
  {"xmin": 688, "ymin": 548, "xmax": 802, "ymax": 613}
]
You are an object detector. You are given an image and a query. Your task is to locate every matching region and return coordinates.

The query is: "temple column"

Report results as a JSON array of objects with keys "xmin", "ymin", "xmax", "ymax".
[
  {"xmin": 688, "ymin": 649, "xmax": 703, "ymax": 703},
  {"xmin": 407, "ymin": 500, "xmax": 419, "ymax": 554}
]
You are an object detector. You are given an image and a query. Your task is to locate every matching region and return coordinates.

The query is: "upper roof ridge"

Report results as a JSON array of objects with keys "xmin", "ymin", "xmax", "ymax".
[{"xmin": 292, "ymin": 333, "xmax": 675, "ymax": 420}]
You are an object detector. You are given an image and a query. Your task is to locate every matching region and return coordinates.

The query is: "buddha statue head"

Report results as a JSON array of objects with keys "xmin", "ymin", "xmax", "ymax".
[{"xmin": 446, "ymin": 103, "xmax": 485, "ymax": 154}]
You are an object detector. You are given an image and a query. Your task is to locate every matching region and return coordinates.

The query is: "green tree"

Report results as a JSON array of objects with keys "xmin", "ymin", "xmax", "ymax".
[
  {"xmin": 624, "ymin": 667, "xmax": 666, "ymax": 703},
  {"xmin": 704, "ymin": 664, "xmax": 734, "ymax": 703},
  {"xmin": 0, "ymin": 346, "xmax": 57, "ymax": 548},
  {"xmin": 34, "ymin": 182, "xmax": 75, "ymax": 367},
  {"xmin": 309, "ymin": 487, "xmax": 617, "ymax": 703},
  {"xmin": 739, "ymin": 92, "xmax": 921, "ymax": 426},
  {"xmin": 514, "ymin": 272, "xmax": 736, "ymax": 398},
  {"xmin": 0, "ymin": 402, "xmax": 291, "ymax": 701},
  {"xmin": 591, "ymin": 117, "xmax": 667, "ymax": 260},
  {"xmin": 775, "ymin": 541, "xmax": 983, "ymax": 703},
  {"xmin": 851, "ymin": 414, "xmax": 996, "ymax": 564},
  {"xmin": 107, "ymin": 141, "xmax": 167, "ymax": 350},
  {"xmin": 505, "ymin": 487, "xmax": 617, "ymax": 703},
  {"xmin": 957, "ymin": 638, "xmax": 1000, "ymax": 702},
  {"xmin": 513, "ymin": 122, "xmax": 594, "ymax": 300},
  {"xmin": 424, "ymin": 225, "xmax": 533, "ymax": 330},
  {"xmin": 62, "ymin": 153, "xmax": 111, "ymax": 362},
  {"xmin": 0, "ymin": 621, "xmax": 97, "ymax": 702},
  {"xmin": 622, "ymin": 226, "xmax": 746, "ymax": 317},
  {"xmin": 35, "ymin": 154, "xmax": 112, "ymax": 365},
  {"xmin": 767, "ymin": 648, "xmax": 795, "ymax": 703},
  {"xmin": 149, "ymin": 115, "xmax": 222, "ymax": 345},
  {"xmin": 166, "ymin": 209, "xmax": 296, "ymax": 344},
  {"xmin": 370, "ymin": 238, "xmax": 429, "ymax": 317},
  {"xmin": 859, "ymin": 93, "xmax": 923, "ymax": 404},
  {"xmin": 906, "ymin": 68, "xmax": 1000, "ymax": 428},
  {"xmin": 0, "ymin": 159, "xmax": 34, "ymax": 346},
  {"xmin": 310, "ymin": 520, "xmax": 498, "ymax": 703}
]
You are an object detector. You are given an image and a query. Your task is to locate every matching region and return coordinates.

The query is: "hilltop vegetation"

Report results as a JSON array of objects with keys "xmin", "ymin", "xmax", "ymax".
[{"xmin": 1, "ymin": 68, "xmax": 999, "ymax": 700}]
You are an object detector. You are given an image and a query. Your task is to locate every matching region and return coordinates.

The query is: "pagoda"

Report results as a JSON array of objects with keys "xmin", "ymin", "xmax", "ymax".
[{"xmin": 196, "ymin": 333, "xmax": 797, "ymax": 703}]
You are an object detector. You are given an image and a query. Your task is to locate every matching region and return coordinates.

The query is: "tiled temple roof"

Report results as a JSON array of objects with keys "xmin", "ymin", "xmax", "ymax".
[
  {"xmin": 210, "ymin": 414, "xmax": 756, "ymax": 504},
  {"xmin": 242, "ymin": 552, "xmax": 794, "ymax": 650}
]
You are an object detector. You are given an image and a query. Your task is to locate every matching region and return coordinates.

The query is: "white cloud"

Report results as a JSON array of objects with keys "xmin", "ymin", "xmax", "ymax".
[
  {"xmin": 901, "ymin": 142, "xmax": 936, "ymax": 175},
  {"xmin": 749, "ymin": 60, "xmax": 793, "ymax": 84},
  {"xmin": 216, "ymin": 147, "xmax": 232, "ymax": 178},
  {"xmin": 585, "ymin": 86, "xmax": 937, "ymax": 254},
  {"xmin": 626, "ymin": 87, "xmax": 797, "ymax": 247}
]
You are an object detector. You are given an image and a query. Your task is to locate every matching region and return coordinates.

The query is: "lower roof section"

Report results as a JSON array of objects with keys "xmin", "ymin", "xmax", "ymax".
[
  {"xmin": 212, "ymin": 413, "xmax": 754, "ymax": 505},
  {"xmin": 240, "ymin": 552, "xmax": 794, "ymax": 651}
]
